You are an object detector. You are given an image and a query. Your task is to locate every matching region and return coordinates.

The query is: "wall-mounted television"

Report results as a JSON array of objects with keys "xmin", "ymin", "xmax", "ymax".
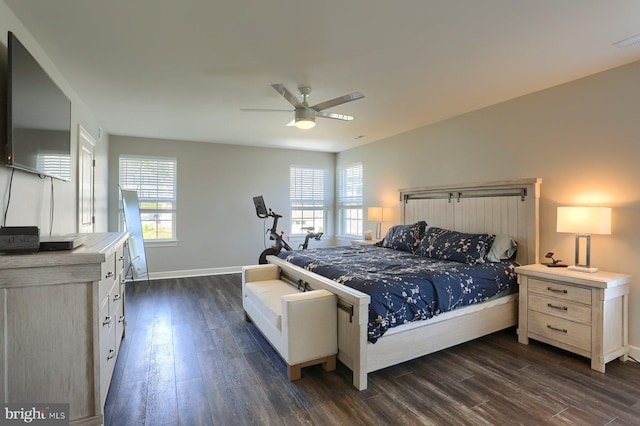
[{"xmin": 5, "ymin": 31, "xmax": 72, "ymax": 181}]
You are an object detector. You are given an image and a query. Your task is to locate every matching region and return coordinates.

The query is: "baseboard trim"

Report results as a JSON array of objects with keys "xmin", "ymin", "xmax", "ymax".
[
  {"xmin": 629, "ymin": 345, "xmax": 640, "ymax": 361},
  {"xmin": 131, "ymin": 266, "xmax": 242, "ymax": 281}
]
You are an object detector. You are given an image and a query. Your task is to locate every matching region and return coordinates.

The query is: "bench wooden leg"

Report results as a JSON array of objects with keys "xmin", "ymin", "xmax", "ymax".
[
  {"xmin": 288, "ymin": 364, "xmax": 302, "ymax": 381},
  {"xmin": 322, "ymin": 355, "xmax": 336, "ymax": 372},
  {"xmin": 287, "ymin": 355, "xmax": 337, "ymax": 381}
]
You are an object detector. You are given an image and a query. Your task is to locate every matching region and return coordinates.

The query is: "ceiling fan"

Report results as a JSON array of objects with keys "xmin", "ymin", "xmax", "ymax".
[{"xmin": 241, "ymin": 84, "xmax": 364, "ymax": 129}]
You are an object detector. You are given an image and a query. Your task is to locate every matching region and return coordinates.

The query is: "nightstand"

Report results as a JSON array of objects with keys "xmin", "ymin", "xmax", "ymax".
[
  {"xmin": 515, "ymin": 264, "xmax": 631, "ymax": 372},
  {"xmin": 351, "ymin": 239, "xmax": 381, "ymax": 246}
]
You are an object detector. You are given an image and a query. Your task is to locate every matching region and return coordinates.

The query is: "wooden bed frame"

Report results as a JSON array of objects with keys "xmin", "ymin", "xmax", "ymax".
[{"xmin": 268, "ymin": 178, "xmax": 541, "ymax": 390}]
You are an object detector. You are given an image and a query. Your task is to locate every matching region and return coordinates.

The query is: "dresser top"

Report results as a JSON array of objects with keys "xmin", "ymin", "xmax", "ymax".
[
  {"xmin": 515, "ymin": 263, "xmax": 632, "ymax": 289},
  {"xmin": 0, "ymin": 232, "xmax": 128, "ymax": 270}
]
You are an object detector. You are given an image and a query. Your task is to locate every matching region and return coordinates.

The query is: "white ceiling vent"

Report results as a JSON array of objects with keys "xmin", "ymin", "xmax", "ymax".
[{"xmin": 614, "ymin": 33, "xmax": 640, "ymax": 48}]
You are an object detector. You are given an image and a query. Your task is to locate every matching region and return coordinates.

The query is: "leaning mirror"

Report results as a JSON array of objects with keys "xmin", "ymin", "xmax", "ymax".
[{"xmin": 121, "ymin": 189, "xmax": 149, "ymax": 280}]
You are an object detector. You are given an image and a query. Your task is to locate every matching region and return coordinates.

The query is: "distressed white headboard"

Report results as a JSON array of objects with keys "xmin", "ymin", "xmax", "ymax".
[{"xmin": 399, "ymin": 178, "xmax": 541, "ymax": 265}]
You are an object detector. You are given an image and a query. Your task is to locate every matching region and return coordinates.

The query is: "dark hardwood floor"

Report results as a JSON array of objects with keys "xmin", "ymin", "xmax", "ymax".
[{"xmin": 104, "ymin": 274, "xmax": 640, "ymax": 426}]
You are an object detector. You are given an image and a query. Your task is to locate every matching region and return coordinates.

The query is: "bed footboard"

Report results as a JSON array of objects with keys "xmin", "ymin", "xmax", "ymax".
[
  {"xmin": 267, "ymin": 255, "xmax": 371, "ymax": 389},
  {"xmin": 269, "ymin": 255, "xmax": 518, "ymax": 391}
]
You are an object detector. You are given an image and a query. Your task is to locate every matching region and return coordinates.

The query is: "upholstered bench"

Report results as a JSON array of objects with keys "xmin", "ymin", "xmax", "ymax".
[{"xmin": 242, "ymin": 264, "xmax": 337, "ymax": 380}]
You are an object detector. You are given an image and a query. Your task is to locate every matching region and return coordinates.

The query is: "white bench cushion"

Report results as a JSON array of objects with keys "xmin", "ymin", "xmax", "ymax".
[{"xmin": 244, "ymin": 280, "xmax": 300, "ymax": 331}]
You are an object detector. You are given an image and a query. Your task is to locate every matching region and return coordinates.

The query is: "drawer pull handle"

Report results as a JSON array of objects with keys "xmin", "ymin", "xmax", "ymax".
[
  {"xmin": 103, "ymin": 316, "xmax": 112, "ymax": 326},
  {"xmin": 118, "ymin": 256, "xmax": 125, "ymax": 261},
  {"xmin": 547, "ymin": 287, "xmax": 567, "ymax": 294},
  {"xmin": 107, "ymin": 349, "xmax": 116, "ymax": 360},
  {"xmin": 547, "ymin": 303, "xmax": 568, "ymax": 311},
  {"xmin": 547, "ymin": 324, "xmax": 568, "ymax": 334},
  {"xmin": 105, "ymin": 271, "xmax": 114, "ymax": 278},
  {"xmin": 113, "ymin": 293, "xmax": 121, "ymax": 301}
]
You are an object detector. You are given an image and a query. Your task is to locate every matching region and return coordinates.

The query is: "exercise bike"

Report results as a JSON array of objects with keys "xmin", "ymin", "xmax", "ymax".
[{"xmin": 253, "ymin": 195, "xmax": 323, "ymax": 264}]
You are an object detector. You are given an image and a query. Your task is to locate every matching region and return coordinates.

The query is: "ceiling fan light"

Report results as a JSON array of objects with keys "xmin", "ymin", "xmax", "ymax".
[
  {"xmin": 295, "ymin": 118, "xmax": 315, "ymax": 129},
  {"xmin": 294, "ymin": 108, "xmax": 316, "ymax": 129}
]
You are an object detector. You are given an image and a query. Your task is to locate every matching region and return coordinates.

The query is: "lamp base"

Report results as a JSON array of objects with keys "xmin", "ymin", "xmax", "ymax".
[{"xmin": 568, "ymin": 265, "xmax": 599, "ymax": 273}]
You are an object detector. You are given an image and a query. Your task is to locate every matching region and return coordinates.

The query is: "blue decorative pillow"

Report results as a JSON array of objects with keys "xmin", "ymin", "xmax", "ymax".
[
  {"xmin": 382, "ymin": 221, "xmax": 427, "ymax": 254},
  {"xmin": 417, "ymin": 227, "xmax": 495, "ymax": 265}
]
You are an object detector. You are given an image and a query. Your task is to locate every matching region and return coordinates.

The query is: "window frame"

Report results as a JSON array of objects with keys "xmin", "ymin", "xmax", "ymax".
[
  {"xmin": 289, "ymin": 165, "xmax": 327, "ymax": 237},
  {"xmin": 119, "ymin": 155, "xmax": 177, "ymax": 243},
  {"xmin": 338, "ymin": 162, "xmax": 363, "ymax": 238}
]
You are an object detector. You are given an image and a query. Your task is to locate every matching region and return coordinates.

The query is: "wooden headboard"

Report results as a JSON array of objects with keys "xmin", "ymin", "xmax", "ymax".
[{"xmin": 399, "ymin": 178, "xmax": 541, "ymax": 265}]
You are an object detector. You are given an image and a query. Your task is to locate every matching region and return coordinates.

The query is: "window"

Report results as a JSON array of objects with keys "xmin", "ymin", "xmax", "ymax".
[
  {"xmin": 38, "ymin": 154, "xmax": 71, "ymax": 181},
  {"xmin": 119, "ymin": 155, "xmax": 177, "ymax": 241},
  {"xmin": 290, "ymin": 166, "xmax": 326, "ymax": 235},
  {"xmin": 338, "ymin": 163, "xmax": 363, "ymax": 237}
]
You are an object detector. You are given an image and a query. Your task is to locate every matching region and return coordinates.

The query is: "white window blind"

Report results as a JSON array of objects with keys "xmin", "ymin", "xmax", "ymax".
[
  {"xmin": 38, "ymin": 154, "xmax": 71, "ymax": 181},
  {"xmin": 290, "ymin": 166, "xmax": 326, "ymax": 235},
  {"xmin": 338, "ymin": 163, "xmax": 363, "ymax": 237},
  {"xmin": 119, "ymin": 155, "xmax": 177, "ymax": 241}
]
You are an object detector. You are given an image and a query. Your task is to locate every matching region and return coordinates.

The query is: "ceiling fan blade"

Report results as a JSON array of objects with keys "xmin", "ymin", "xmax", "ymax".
[
  {"xmin": 240, "ymin": 108, "xmax": 292, "ymax": 113},
  {"xmin": 316, "ymin": 111, "xmax": 355, "ymax": 121},
  {"xmin": 271, "ymin": 83, "xmax": 302, "ymax": 108},
  {"xmin": 311, "ymin": 91, "xmax": 364, "ymax": 112}
]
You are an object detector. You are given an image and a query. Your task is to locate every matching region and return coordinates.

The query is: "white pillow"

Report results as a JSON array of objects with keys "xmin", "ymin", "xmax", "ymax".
[{"xmin": 486, "ymin": 234, "xmax": 517, "ymax": 262}]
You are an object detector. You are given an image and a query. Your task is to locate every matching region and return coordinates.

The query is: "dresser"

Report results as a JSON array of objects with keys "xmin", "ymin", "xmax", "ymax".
[
  {"xmin": 0, "ymin": 232, "xmax": 128, "ymax": 425},
  {"xmin": 515, "ymin": 264, "xmax": 630, "ymax": 372}
]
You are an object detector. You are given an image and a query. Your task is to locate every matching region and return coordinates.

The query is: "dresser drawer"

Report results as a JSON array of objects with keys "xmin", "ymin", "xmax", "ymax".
[
  {"xmin": 101, "ymin": 279, "xmax": 117, "ymax": 328},
  {"xmin": 98, "ymin": 276, "xmax": 112, "ymax": 305},
  {"xmin": 99, "ymin": 320, "xmax": 117, "ymax": 408},
  {"xmin": 528, "ymin": 278, "xmax": 592, "ymax": 305},
  {"xmin": 99, "ymin": 295, "xmax": 112, "ymax": 334},
  {"xmin": 111, "ymin": 283, "xmax": 123, "ymax": 309},
  {"xmin": 115, "ymin": 301, "xmax": 125, "ymax": 353},
  {"xmin": 100, "ymin": 252, "xmax": 117, "ymax": 284},
  {"xmin": 528, "ymin": 293, "xmax": 592, "ymax": 324},
  {"xmin": 99, "ymin": 295, "xmax": 113, "ymax": 376},
  {"xmin": 116, "ymin": 244, "xmax": 125, "ymax": 274},
  {"xmin": 528, "ymin": 310, "xmax": 591, "ymax": 352},
  {"xmin": 118, "ymin": 278, "xmax": 126, "ymax": 332}
]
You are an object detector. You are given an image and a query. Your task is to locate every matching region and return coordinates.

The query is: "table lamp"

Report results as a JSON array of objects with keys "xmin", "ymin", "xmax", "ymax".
[
  {"xmin": 556, "ymin": 206, "xmax": 611, "ymax": 273},
  {"xmin": 368, "ymin": 207, "xmax": 383, "ymax": 240}
]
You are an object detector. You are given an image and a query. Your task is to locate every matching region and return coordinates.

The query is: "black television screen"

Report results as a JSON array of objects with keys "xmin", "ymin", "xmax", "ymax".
[{"xmin": 6, "ymin": 31, "xmax": 72, "ymax": 181}]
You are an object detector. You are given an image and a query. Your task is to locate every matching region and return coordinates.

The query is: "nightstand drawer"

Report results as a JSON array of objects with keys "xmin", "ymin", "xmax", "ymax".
[
  {"xmin": 528, "ymin": 293, "xmax": 592, "ymax": 324},
  {"xmin": 528, "ymin": 310, "xmax": 591, "ymax": 352},
  {"xmin": 528, "ymin": 279, "xmax": 592, "ymax": 305}
]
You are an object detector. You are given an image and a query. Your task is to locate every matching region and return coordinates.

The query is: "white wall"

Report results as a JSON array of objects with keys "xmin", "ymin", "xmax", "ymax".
[
  {"xmin": 108, "ymin": 135, "xmax": 335, "ymax": 277},
  {"xmin": 337, "ymin": 60, "xmax": 640, "ymax": 350},
  {"xmin": 0, "ymin": 1, "xmax": 108, "ymax": 234}
]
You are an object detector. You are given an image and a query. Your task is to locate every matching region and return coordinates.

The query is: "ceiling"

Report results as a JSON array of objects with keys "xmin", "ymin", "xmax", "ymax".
[{"xmin": 5, "ymin": 0, "xmax": 640, "ymax": 153}]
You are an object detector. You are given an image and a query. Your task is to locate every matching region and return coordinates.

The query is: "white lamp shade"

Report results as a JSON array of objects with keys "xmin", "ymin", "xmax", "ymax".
[
  {"xmin": 557, "ymin": 206, "xmax": 611, "ymax": 235},
  {"xmin": 294, "ymin": 118, "xmax": 315, "ymax": 129},
  {"xmin": 368, "ymin": 207, "xmax": 383, "ymax": 222}
]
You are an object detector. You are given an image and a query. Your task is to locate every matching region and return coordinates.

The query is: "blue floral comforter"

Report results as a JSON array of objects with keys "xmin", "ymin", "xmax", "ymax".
[{"xmin": 277, "ymin": 245, "xmax": 517, "ymax": 343}]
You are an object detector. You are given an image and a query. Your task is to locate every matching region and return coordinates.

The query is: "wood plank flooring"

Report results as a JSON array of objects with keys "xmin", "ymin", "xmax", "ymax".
[{"xmin": 104, "ymin": 274, "xmax": 640, "ymax": 426}]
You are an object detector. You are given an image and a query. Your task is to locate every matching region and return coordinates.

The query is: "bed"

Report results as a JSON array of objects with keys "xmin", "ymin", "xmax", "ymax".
[{"xmin": 267, "ymin": 178, "xmax": 541, "ymax": 390}]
